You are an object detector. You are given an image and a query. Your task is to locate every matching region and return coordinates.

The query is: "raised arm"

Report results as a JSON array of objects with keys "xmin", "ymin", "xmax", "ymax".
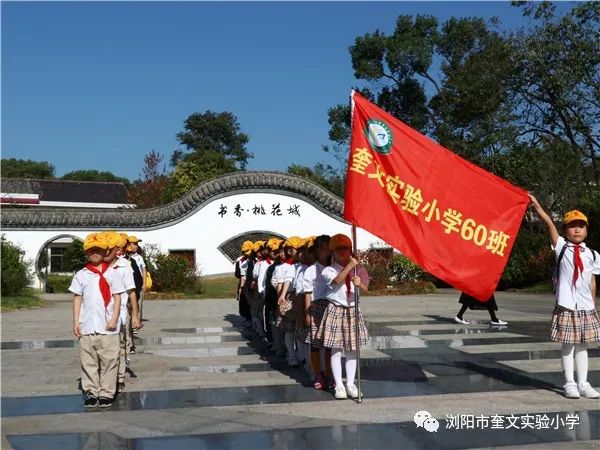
[{"xmin": 528, "ymin": 193, "xmax": 559, "ymax": 248}]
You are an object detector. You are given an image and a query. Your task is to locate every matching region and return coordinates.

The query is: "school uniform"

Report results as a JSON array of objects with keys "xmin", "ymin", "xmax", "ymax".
[
  {"xmin": 550, "ymin": 237, "xmax": 600, "ymax": 344},
  {"xmin": 69, "ymin": 265, "xmax": 125, "ymax": 399},
  {"xmin": 274, "ymin": 261, "xmax": 298, "ymax": 333},
  {"xmin": 130, "ymin": 253, "xmax": 146, "ymax": 318},
  {"xmin": 237, "ymin": 256, "xmax": 252, "ymax": 321},
  {"xmin": 315, "ymin": 262, "xmax": 370, "ymax": 351},
  {"xmin": 297, "ymin": 262, "xmax": 331, "ymax": 347},
  {"xmin": 264, "ymin": 260, "xmax": 281, "ymax": 342},
  {"xmin": 253, "ymin": 257, "xmax": 273, "ymax": 335},
  {"xmin": 112, "ymin": 256, "xmax": 136, "ymax": 386}
]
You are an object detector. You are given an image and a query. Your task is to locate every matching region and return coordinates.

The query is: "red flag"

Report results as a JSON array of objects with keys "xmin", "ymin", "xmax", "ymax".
[{"xmin": 344, "ymin": 91, "xmax": 528, "ymax": 300}]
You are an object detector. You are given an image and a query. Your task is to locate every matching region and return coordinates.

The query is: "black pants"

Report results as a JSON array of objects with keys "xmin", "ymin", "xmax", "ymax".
[{"xmin": 239, "ymin": 290, "xmax": 251, "ymax": 321}]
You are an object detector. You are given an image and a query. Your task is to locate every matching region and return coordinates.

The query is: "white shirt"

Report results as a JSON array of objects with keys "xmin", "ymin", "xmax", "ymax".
[
  {"xmin": 238, "ymin": 257, "xmax": 248, "ymax": 277},
  {"xmin": 554, "ymin": 236, "xmax": 600, "ymax": 311},
  {"xmin": 253, "ymin": 259, "xmax": 273, "ymax": 294},
  {"xmin": 112, "ymin": 256, "xmax": 137, "ymax": 326},
  {"xmin": 321, "ymin": 262, "xmax": 369, "ymax": 307},
  {"xmin": 69, "ymin": 266, "xmax": 126, "ymax": 335},
  {"xmin": 303, "ymin": 262, "xmax": 331, "ymax": 301},
  {"xmin": 271, "ymin": 262, "xmax": 296, "ymax": 289},
  {"xmin": 131, "ymin": 253, "xmax": 146, "ymax": 272},
  {"xmin": 294, "ymin": 263, "xmax": 308, "ymax": 294}
]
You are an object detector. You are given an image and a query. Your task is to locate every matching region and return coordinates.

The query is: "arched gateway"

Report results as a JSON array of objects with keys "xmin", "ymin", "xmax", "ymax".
[{"xmin": 1, "ymin": 171, "xmax": 383, "ymax": 284}]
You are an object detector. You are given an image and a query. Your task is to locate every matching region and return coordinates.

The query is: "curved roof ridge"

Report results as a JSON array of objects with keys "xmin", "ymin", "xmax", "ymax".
[{"xmin": 1, "ymin": 171, "xmax": 344, "ymax": 230}]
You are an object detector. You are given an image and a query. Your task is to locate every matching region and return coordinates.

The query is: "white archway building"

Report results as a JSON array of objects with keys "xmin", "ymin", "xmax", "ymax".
[{"xmin": 2, "ymin": 172, "xmax": 385, "ymax": 285}]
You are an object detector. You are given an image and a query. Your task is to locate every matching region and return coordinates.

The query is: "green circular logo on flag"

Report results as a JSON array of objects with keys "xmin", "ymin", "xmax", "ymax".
[{"xmin": 365, "ymin": 119, "xmax": 393, "ymax": 155}]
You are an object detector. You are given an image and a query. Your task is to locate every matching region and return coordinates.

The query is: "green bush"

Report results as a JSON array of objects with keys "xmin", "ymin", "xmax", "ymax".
[
  {"xmin": 62, "ymin": 240, "xmax": 85, "ymax": 272},
  {"xmin": 153, "ymin": 254, "xmax": 199, "ymax": 292},
  {"xmin": 1, "ymin": 236, "xmax": 31, "ymax": 296},
  {"xmin": 391, "ymin": 254, "xmax": 426, "ymax": 283},
  {"xmin": 500, "ymin": 229, "xmax": 553, "ymax": 289},
  {"xmin": 46, "ymin": 275, "xmax": 73, "ymax": 293}
]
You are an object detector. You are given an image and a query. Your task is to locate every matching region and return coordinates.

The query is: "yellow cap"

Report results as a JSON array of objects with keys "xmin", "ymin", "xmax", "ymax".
[
  {"xmin": 563, "ymin": 210, "xmax": 588, "ymax": 225},
  {"xmin": 253, "ymin": 240, "xmax": 266, "ymax": 252},
  {"xmin": 83, "ymin": 233, "xmax": 109, "ymax": 251},
  {"xmin": 241, "ymin": 240, "xmax": 254, "ymax": 254},
  {"xmin": 283, "ymin": 236, "xmax": 304, "ymax": 249},
  {"xmin": 266, "ymin": 238, "xmax": 283, "ymax": 251},
  {"xmin": 127, "ymin": 235, "xmax": 142, "ymax": 243},
  {"xmin": 302, "ymin": 236, "xmax": 316, "ymax": 248},
  {"xmin": 329, "ymin": 234, "xmax": 352, "ymax": 251}
]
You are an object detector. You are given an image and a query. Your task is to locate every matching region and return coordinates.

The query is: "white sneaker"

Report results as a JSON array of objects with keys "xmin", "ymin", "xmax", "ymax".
[
  {"xmin": 334, "ymin": 386, "xmax": 348, "ymax": 399},
  {"xmin": 346, "ymin": 384, "xmax": 359, "ymax": 399},
  {"xmin": 491, "ymin": 319, "xmax": 508, "ymax": 326},
  {"xmin": 454, "ymin": 317, "xmax": 470, "ymax": 325},
  {"xmin": 578, "ymin": 381, "xmax": 600, "ymax": 399},
  {"xmin": 564, "ymin": 382, "xmax": 580, "ymax": 399}
]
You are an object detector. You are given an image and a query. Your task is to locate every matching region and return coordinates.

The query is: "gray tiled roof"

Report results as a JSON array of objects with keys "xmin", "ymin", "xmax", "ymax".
[
  {"xmin": 1, "ymin": 178, "xmax": 130, "ymax": 203},
  {"xmin": 1, "ymin": 171, "xmax": 344, "ymax": 230}
]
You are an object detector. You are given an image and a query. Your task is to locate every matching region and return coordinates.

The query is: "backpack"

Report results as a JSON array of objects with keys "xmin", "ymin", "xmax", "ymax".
[
  {"xmin": 145, "ymin": 271, "xmax": 153, "ymax": 290},
  {"xmin": 553, "ymin": 245, "xmax": 597, "ymax": 294}
]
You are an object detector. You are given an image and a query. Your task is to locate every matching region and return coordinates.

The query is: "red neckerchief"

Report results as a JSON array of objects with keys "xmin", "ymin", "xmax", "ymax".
[
  {"xmin": 85, "ymin": 262, "xmax": 112, "ymax": 308},
  {"xmin": 285, "ymin": 257, "xmax": 295, "ymax": 265},
  {"xmin": 241, "ymin": 256, "xmax": 247, "ymax": 262},
  {"xmin": 265, "ymin": 258, "xmax": 273, "ymax": 264},
  {"xmin": 573, "ymin": 244, "xmax": 584, "ymax": 285}
]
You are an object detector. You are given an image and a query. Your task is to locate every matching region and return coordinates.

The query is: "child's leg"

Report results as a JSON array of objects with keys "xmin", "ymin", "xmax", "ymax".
[
  {"xmin": 575, "ymin": 343, "xmax": 589, "ymax": 384},
  {"xmin": 97, "ymin": 334, "xmax": 120, "ymax": 399},
  {"xmin": 118, "ymin": 323, "xmax": 127, "ymax": 386},
  {"xmin": 79, "ymin": 335, "xmax": 100, "ymax": 397},
  {"xmin": 456, "ymin": 304, "xmax": 469, "ymax": 320},
  {"xmin": 331, "ymin": 348, "xmax": 344, "ymax": 388},
  {"xmin": 345, "ymin": 350, "xmax": 357, "ymax": 387},
  {"xmin": 285, "ymin": 332, "xmax": 297, "ymax": 364},
  {"xmin": 310, "ymin": 347, "xmax": 321, "ymax": 374},
  {"xmin": 561, "ymin": 343, "xmax": 576, "ymax": 384}
]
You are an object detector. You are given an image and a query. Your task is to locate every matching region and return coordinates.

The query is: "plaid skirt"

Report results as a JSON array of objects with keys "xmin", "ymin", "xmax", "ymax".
[
  {"xmin": 296, "ymin": 298, "xmax": 329, "ymax": 346},
  {"xmin": 549, "ymin": 305, "xmax": 600, "ymax": 344},
  {"xmin": 314, "ymin": 302, "xmax": 369, "ymax": 351},
  {"xmin": 276, "ymin": 291, "xmax": 298, "ymax": 333}
]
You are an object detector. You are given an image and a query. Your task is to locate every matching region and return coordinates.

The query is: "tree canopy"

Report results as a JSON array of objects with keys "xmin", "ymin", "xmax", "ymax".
[
  {"xmin": 61, "ymin": 169, "xmax": 129, "ymax": 184},
  {"xmin": 1, "ymin": 158, "xmax": 55, "ymax": 179}
]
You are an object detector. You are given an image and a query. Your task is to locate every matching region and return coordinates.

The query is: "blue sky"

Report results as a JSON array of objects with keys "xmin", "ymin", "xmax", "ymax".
[{"xmin": 1, "ymin": 2, "xmax": 572, "ymax": 180}]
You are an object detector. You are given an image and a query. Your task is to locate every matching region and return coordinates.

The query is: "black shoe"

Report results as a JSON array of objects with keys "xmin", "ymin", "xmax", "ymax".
[
  {"xmin": 84, "ymin": 393, "xmax": 98, "ymax": 408},
  {"xmin": 117, "ymin": 382, "xmax": 125, "ymax": 393},
  {"xmin": 98, "ymin": 397, "xmax": 113, "ymax": 408},
  {"xmin": 129, "ymin": 347, "xmax": 136, "ymax": 354}
]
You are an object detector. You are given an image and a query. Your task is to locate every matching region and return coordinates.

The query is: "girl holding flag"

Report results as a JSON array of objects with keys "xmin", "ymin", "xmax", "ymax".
[
  {"xmin": 529, "ymin": 194, "xmax": 600, "ymax": 399},
  {"xmin": 315, "ymin": 233, "xmax": 369, "ymax": 399}
]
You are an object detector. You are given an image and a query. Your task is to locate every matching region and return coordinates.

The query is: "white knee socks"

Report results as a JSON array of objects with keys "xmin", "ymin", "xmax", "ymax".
[
  {"xmin": 345, "ymin": 351, "xmax": 357, "ymax": 387},
  {"xmin": 331, "ymin": 348, "xmax": 343, "ymax": 388},
  {"xmin": 561, "ymin": 343, "xmax": 589, "ymax": 384}
]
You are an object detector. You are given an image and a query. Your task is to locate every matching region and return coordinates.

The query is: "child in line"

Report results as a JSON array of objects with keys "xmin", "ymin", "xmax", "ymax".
[
  {"xmin": 294, "ymin": 237, "xmax": 316, "ymax": 374},
  {"xmin": 69, "ymin": 233, "xmax": 125, "ymax": 408},
  {"xmin": 274, "ymin": 237, "xmax": 302, "ymax": 365},
  {"xmin": 104, "ymin": 232, "xmax": 141, "ymax": 394},
  {"xmin": 529, "ymin": 194, "xmax": 600, "ymax": 399},
  {"xmin": 250, "ymin": 241, "xmax": 266, "ymax": 336},
  {"xmin": 315, "ymin": 234, "xmax": 370, "ymax": 399},
  {"xmin": 265, "ymin": 244, "xmax": 284, "ymax": 347},
  {"xmin": 236, "ymin": 241, "xmax": 254, "ymax": 325}
]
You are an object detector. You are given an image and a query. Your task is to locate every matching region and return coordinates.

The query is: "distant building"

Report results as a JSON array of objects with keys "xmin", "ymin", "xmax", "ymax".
[
  {"xmin": 1, "ymin": 172, "xmax": 382, "ymax": 288},
  {"xmin": 1, "ymin": 178, "xmax": 134, "ymax": 209}
]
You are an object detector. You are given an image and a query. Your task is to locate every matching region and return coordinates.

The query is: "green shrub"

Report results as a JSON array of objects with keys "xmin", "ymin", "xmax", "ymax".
[
  {"xmin": 62, "ymin": 240, "xmax": 85, "ymax": 272},
  {"xmin": 500, "ymin": 230, "xmax": 553, "ymax": 289},
  {"xmin": 153, "ymin": 254, "xmax": 198, "ymax": 292},
  {"xmin": 46, "ymin": 275, "xmax": 73, "ymax": 293},
  {"xmin": 390, "ymin": 254, "xmax": 426, "ymax": 283},
  {"xmin": 1, "ymin": 236, "xmax": 31, "ymax": 296}
]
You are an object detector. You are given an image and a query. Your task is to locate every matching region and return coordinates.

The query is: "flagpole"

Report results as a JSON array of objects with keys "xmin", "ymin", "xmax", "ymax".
[{"xmin": 352, "ymin": 224, "xmax": 362, "ymax": 403}]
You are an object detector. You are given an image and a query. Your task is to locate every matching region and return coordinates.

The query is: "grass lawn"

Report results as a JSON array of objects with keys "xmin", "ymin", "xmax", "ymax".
[
  {"xmin": 1, "ymin": 288, "xmax": 45, "ymax": 312},
  {"xmin": 193, "ymin": 275, "xmax": 238, "ymax": 299},
  {"xmin": 508, "ymin": 281, "xmax": 553, "ymax": 294}
]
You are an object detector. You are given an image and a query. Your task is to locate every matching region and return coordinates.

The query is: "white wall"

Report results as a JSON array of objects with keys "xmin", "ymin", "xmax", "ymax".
[{"xmin": 3, "ymin": 192, "xmax": 385, "ymax": 284}]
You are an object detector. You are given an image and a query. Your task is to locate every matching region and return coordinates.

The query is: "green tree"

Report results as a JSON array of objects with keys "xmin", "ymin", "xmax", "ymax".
[
  {"xmin": 61, "ymin": 170, "xmax": 129, "ymax": 184},
  {"xmin": 62, "ymin": 240, "xmax": 86, "ymax": 272},
  {"xmin": 163, "ymin": 158, "xmax": 233, "ymax": 203},
  {"xmin": 172, "ymin": 111, "xmax": 252, "ymax": 170},
  {"xmin": 128, "ymin": 150, "xmax": 170, "ymax": 208},
  {"xmin": 1, "ymin": 158, "xmax": 55, "ymax": 179},
  {"xmin": 1, "ymin": 236, "xmax": 31, "ymax": 296},
  {"xmin": 287, "ymin": 163, "xmax": 345, "ymax": 198}
]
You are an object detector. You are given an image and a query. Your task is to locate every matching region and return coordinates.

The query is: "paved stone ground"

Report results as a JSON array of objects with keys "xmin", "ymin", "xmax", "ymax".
[{"xmin": 1, "ymin": 289, "xmax": 599, "ymax": 449}]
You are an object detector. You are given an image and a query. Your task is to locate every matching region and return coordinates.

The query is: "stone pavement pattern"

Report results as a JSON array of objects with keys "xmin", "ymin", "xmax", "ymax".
[{"xmin": 1, "ymin": 290, "xmax": 599, "ymax": 449}]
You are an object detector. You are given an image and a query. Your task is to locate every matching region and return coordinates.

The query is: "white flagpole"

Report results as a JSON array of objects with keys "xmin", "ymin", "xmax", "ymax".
[{"xmin": 352, "ymin": 224, "xmax": 363, "ymax": 403}]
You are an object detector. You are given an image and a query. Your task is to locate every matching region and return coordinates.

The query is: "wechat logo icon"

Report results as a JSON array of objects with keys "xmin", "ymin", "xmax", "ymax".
[{"xmin": 414, "ymin": 410, "xmax": 439, "ymax": 433}]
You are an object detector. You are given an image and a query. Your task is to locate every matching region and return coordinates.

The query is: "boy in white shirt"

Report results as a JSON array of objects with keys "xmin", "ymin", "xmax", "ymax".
[
  {"xmin": 69, "ymin": 233, "xmax": 125, "ymax": 408},
  {"xmin": 530, "ymin": 195, "xmax": 600, "ymax": 399}
]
